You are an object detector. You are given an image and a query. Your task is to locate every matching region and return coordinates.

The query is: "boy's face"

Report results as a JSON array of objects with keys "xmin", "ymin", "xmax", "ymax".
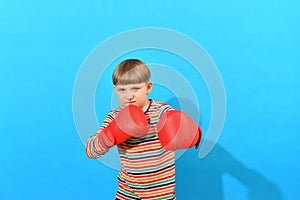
[{"xmin": 114, "ymin": 82, "xmax": 152, "ymax": 111}]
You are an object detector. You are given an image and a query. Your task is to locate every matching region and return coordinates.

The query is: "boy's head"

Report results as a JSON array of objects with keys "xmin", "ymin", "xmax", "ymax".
[
  {"xmin": 113, "ymin": 59, "xmax": 152, "ymax": 110},
  {"xmin": 112, "ymin": 59, "xmax": 150, "ymax": 86}
]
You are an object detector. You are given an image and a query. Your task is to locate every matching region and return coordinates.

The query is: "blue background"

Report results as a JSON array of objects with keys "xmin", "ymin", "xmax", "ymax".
[{"xmin": 1, "ymin": 0, "xmax": 299, "ymax": 199}]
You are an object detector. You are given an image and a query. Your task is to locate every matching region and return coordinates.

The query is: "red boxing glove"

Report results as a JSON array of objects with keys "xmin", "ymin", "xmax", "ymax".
[
  {"xmin": 157, "ymin": 110, "xmax": 202, "ymax": 150},
  {"xmin": 98, "ymin": 104, "xmax": 149, "ymax": 147}
]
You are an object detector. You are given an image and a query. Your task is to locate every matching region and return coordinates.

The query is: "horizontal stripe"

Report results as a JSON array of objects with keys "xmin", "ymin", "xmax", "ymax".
[
  {"xmin": 121, "ymin": 155, "xmax": 174, "ymax": 170},
  {"xmin": 116, "ymin": 191, "xmax": 140, "ymax": 200},
  {"xmin": 120, "ymin": 151, "xmax": 173, "ymax": 166},
  {"xmin": 124, "ymin": 164, "xmax": 175, "ymax": 179},
  {"xmin": 119, "ymin": 150, "xmax": 166, "ymax": 162}
]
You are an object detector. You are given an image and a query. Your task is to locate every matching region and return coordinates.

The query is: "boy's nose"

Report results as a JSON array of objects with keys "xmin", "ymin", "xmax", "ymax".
[{"xmin": 126, "ymin": 91, "xmax": 134, "ymax": 100}]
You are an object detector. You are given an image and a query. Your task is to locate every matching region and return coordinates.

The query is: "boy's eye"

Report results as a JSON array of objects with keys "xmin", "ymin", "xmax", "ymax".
[{"xmin": 132, "ymin": 87, "xmax": 141, "ymax": 92}]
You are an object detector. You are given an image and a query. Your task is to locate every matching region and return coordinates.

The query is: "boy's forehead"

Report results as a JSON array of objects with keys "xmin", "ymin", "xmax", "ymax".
[{"xmin": 115, "ymin": 83, "xmax": 146, "ymax": 88}]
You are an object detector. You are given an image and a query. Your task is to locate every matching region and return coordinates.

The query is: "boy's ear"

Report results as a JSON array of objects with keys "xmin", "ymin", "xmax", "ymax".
[{"xmin": 146, "ymin": 82, "xmax": 153, "ymax": 94}]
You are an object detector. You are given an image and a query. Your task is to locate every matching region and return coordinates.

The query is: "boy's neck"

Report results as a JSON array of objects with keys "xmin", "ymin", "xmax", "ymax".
[{"xmin": 142, "ymin": 99, "xmax": 151, "ymax": 113}]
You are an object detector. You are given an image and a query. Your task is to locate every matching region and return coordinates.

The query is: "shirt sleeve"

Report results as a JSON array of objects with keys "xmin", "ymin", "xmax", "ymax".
[
  {"xmin": 85, "ymin": 109, "xmax": 118, "ymax": 158},
  {"xmin": 158, "ymin": 102, "xmax": 174, "ymax": 117}
]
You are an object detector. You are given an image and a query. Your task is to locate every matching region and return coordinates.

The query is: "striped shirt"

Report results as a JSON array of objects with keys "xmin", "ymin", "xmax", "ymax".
[{"xmin": 86, "ymin": 100, "xmax": 176, "ymax": 199}]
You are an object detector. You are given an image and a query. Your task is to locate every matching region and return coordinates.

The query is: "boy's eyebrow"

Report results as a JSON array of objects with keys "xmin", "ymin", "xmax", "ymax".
[
  {"xmin": 129, "ymin": 84, "xmax": 146, "ymax": 89},
  {"xmin": 115, "ymin": 86, "xmax": 126, "ymax": 90},
  {"xmin": 131, "ymin": 85, "xmax": 141, "ymax": 88}
]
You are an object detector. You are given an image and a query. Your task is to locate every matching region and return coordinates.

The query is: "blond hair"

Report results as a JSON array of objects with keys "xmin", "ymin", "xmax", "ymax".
[{"xmin": 112, "ymin": 59, "xmax": 151, "ymax": 85}]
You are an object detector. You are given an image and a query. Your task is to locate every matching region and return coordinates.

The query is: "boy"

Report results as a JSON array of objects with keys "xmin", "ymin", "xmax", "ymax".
[{"xmin": 86, "ymin": 59, "xmax": 202, "ymax": 200}]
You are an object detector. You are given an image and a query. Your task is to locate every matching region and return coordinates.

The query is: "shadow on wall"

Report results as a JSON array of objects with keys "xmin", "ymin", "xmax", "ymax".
[
  {"xmin": 166, "ymin": 98, "xmax": 283, "ymax": 200},
  {"xmin": 175, "ymin": 143, "xmax": 283, "ymax": 200}
]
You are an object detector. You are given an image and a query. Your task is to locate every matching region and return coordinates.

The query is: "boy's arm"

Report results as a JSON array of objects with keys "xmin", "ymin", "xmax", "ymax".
[
  {"xmin": 86, "ymin": 111, "xmax": 115, "ymax": 158},
  {"xmin": 86, "ymin": 104, "xmax": 149, "ymax": 158}
]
